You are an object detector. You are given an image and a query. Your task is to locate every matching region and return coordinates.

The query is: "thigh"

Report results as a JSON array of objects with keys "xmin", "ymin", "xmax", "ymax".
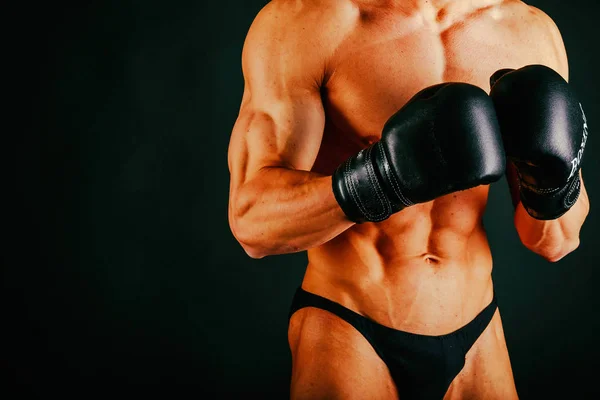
[
  {"xmin": 445, "ymin": 309, "xmax": 520, "ymax": 400},
  {"xmin": 288, "ymin": 307, "xmax": 398, "ymax": 400}
]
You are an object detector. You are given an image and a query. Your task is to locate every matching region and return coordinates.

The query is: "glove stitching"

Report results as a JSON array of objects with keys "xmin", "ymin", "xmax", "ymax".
[
  {"xmin": 563, "ymin": 177, "xmax": 580, "ymax": 209},
  {"xmin": 364, "ymin": 146, "xmax": 391, "ymax": 221},
  {"xmin": 378, "ymin": 144, "xmax": 414, "ymax": 207},
  {"xmin": 517, "ymin": 172, "xmax": 560, "ymax": 194},
  {"xmin": 344, "ymin": 154, "xmax": 386, "ymax": 221},
  {"xmin": 343, "ymin": 158, "xmax": 371, "ymax": 220}
]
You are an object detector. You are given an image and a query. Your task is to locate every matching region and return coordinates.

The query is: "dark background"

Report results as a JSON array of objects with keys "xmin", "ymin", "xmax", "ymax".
[{"xmin": 8, "ymin": 0, "xmax": 598, "ymax": 397}]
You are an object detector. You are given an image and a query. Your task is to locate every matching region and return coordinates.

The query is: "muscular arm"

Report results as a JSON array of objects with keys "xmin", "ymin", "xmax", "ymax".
[
  {"xmin": 227, "ymin": 4, "xmax": 352, "ymax": 259},
  {"xmin": 510, "ymin": 9, "xmax": 590, "ymax": 262}
]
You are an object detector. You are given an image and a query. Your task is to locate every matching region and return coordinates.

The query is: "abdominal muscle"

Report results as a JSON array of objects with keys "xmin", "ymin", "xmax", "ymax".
[{"xmin": 302, "ymin": 184, "xmax": 495, "ymax": 336}]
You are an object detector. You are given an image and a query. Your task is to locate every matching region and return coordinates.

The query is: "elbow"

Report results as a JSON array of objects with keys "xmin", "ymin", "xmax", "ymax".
[
  {"xmin": 241, "ymin": 245, "xmax": 268, "ymax": 260},
  {"xmin": 229, "ymin": 190, "xmax": 270, "ymax": 259},
  {"xmin": 235, "ymin": 233, "xmax": 267, "ymax": 259},
  {"xmin": 228, "ymin": 190, "xmax": 303, "ymax": 259},
  {"xmin": 229, "ymin": 214, "xmax": 269, "ymax": 259},
  {"xmin": 230, "ymin": 214, "xmax": 303, "ymax": 259},
  {"xmin": 526, "ymin": 238, "xmax": 581, "ymax": 263},
  {"xmin": 240, "ymin": 243, "xmax": 268, "ymax": 260}
]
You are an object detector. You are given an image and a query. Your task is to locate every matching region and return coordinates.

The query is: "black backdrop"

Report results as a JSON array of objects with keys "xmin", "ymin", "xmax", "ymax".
[{"xmin": 8, "ymin": 0, "xmax": 599, "ymax": 397}]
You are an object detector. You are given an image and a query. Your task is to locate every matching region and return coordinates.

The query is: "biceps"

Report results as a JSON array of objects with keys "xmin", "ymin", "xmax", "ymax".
[{"xmin": 228, "ymin": 92, "xmax": 325, "ymax": 188}]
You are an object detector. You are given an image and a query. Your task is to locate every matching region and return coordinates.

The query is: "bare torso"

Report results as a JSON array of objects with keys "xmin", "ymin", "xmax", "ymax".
[
  {"xmin": 230, "ymin": 0, "xmax": 569, "ymax": 397},
  {"xmin": 304, "ymin": 0, "xmax": 563, "ymax": 334}
]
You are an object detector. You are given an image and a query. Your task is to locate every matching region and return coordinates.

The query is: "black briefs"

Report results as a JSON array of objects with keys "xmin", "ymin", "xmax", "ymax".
[{"xmin": 289, "ymin": 287, "xmax": 497, "ymax": 400}]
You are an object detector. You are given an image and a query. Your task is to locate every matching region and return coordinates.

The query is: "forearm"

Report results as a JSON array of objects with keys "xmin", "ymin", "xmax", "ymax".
[
  {"xmin": 514, "ymin": 175, "xmax": 590, "ymax": 262},
  {"xmin": 229, "ymin": 166, "xmax": 353, "ymax": 258}
]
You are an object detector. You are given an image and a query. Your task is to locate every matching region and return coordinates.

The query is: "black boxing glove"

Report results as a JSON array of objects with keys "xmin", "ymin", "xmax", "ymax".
[
  {"xmin": 490, "ymin": 65, "xmax": 589, "ymax": 220},
  {"xmin": 332, "ymin": 83, "xmax": 506, "ymax": 223}
]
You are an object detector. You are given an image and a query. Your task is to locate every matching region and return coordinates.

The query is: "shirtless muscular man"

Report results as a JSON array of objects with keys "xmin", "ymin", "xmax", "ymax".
[{"xmin": 228, "ymin": 0, "xmax": 590, "ymax": 398}]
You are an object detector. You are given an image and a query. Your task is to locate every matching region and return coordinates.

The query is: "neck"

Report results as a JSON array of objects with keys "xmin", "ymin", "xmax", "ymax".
[
  {"xmin": 356, "ymin": 0, "xmax": 503, "ymax": 11},
  {"xmin": 357, "ymin": 0, "xmax": 450, "ymax": 7}
]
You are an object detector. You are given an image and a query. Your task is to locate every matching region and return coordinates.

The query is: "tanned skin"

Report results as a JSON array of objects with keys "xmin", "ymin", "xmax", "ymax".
[{"xmin": 228, "ymin": 0, "xmax": 590, "ymax": 398}]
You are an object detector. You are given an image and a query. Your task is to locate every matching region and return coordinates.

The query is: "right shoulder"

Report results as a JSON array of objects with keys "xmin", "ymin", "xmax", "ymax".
[
  {"xmin": 242, "ymin": 0, "xmax": 358, "ymax": 88},
  {"xmin": 248, "ymin": 0, "xmax": 357, "ymax": 38}
]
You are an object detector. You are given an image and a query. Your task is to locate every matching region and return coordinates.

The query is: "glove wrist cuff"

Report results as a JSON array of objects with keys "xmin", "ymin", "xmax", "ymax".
[
  {"xmin": 519, "ymin": 175, "xmax": 581, "ymax": 220},
  {"xmin": 332, "ymin": 143, "xmax": 394, "ymax": 223}
]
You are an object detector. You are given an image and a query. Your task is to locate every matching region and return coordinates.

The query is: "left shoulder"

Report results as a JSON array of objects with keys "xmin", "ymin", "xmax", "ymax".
[{"xmin": 519, "ymin": 4, "xmax": 569, "ymax": 80}]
